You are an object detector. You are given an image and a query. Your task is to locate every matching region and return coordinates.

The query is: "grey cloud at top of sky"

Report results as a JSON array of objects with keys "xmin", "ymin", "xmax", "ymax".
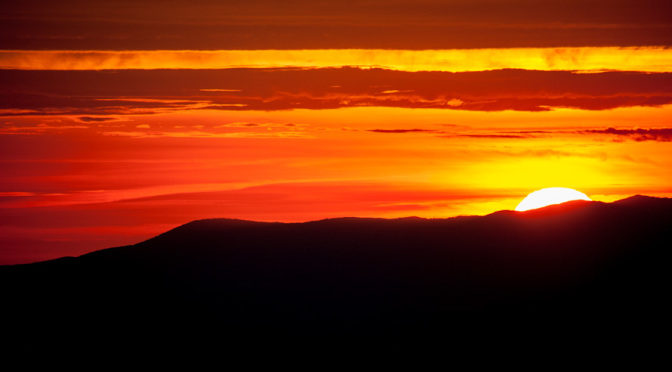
[{"xmin": 2, "ymin": 0, "xmax": 671, "ymax": 50}]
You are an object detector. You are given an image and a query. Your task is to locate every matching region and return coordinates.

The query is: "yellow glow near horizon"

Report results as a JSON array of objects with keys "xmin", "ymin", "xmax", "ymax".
[
  {"xmin": 2, "ymin": 47, "xmax": 672, "ymax": 71},
  {"xmin": 515, "ymin": 187, "xmax": 592, "ymax": 211}
]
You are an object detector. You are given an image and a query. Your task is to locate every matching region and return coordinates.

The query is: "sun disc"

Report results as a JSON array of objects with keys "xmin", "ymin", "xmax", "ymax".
[{"xmin": 515, "ymin": 187, "xmax": 591, "ymax": 212}]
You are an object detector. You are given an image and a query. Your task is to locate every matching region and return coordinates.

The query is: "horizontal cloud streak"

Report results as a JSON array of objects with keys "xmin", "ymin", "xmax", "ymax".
[
  {"xmin": 368, "ymin": 129, "xmax": 438, "ymax": 134},
  {"xmin": 2, "ymin": 68, "xmax": 671, "ymax": 114},
  {"xmin": 1, "ymin": 48, "xmax": 672, "ymax": 72},
  {"xmin": 579, "ymin": 127, "xmax": 672, "ymax": 142}
]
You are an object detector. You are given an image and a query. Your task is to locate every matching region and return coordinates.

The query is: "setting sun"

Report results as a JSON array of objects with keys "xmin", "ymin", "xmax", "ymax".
[{"xmin": 515, "ymin": 188, "xmax": 592, "ymax": 212}]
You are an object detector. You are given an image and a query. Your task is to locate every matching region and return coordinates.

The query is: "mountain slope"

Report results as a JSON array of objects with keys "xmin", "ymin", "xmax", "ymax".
[{"xmin": 1, "ymin": 196, "xmax": 670, "ymax": 337}]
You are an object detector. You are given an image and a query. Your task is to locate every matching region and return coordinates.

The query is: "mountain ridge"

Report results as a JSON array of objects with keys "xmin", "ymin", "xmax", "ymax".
[
  {"xmin": 72, "ymin": 196, "xmax": 653, "ymax": 264},
  {"xmin": 1, "ymin": 194, "xmax": 669, "ymax": 339}
]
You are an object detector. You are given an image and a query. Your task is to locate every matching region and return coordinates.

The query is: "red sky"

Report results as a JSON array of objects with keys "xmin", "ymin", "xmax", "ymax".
[{"xmin": 2, "ymin": 0, "xmax": 672, "ymax": 264}]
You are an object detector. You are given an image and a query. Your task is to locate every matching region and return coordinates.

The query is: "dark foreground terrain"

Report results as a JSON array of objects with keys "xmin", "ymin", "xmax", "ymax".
[{"xmin": 2, "ymin": 195, "xmax": 670, "ymax": 342}]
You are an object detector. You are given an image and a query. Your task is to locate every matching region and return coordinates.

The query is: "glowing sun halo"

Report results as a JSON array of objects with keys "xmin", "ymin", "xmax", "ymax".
[{"xmin": 515, "ymin": 187, "xmax": 592, "ymax": 212}]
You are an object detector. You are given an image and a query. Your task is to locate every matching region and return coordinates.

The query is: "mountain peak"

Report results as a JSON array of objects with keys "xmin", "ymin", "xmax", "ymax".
[{"xmin": 615, "ymin": 194, "xmax": 667, "ymax": 204}]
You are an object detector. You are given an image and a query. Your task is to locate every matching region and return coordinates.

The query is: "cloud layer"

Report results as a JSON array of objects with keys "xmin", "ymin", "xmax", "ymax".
[
  {"xmin": 2, "ymin": 68, "xmax": 671, "ymax": 114},
  {"xmin": 3, "ymin": 0, "xmax": 671, "ymax": 49}
]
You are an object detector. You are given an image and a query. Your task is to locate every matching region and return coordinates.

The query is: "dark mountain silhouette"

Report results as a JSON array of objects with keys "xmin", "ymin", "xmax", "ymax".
[{"xmin": 2, "ymin": 195, "xmax": 670, "ymax": 341}]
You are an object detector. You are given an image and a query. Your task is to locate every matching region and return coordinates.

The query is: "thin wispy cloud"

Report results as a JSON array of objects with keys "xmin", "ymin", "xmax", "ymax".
[
  {"xmin": 2, "ymin": 69, "xmax": 671, "ymax": 117},
  {"xmin": 579, "ymin": 127, "xmax": 672, "ymax": 142}
]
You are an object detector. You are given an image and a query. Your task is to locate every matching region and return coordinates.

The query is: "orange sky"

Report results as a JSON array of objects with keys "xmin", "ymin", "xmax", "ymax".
[{"xmin": 2, "ymin": 0, "xmax": 672, "ymax": 264}]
